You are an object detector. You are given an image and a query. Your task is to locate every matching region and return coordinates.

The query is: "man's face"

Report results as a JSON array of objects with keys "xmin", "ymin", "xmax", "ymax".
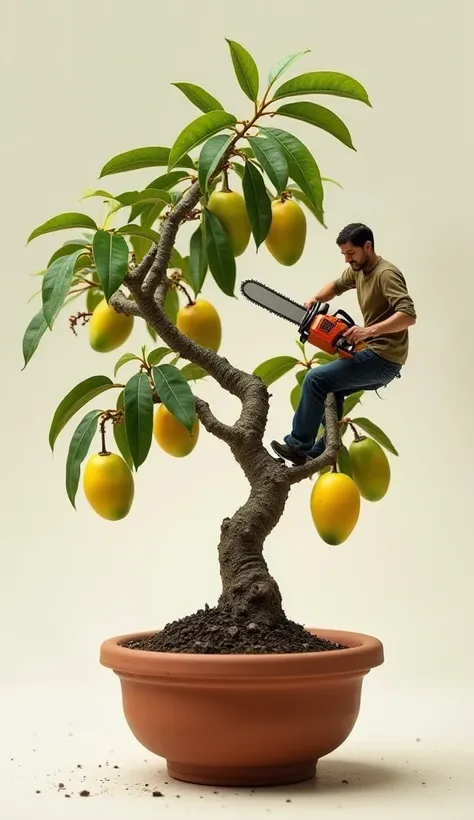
[{"xmin": 339, "ymin": 241, "xmax": 371, "ymax": 271}]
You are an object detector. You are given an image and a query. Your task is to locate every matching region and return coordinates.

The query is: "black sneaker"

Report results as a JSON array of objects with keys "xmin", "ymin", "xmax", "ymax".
[{"xmin": 270, "ymin": 440, "xmax": 307, "ymax": 466}]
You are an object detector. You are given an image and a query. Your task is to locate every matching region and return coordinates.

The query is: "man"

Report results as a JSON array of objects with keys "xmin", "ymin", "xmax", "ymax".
[{"xmin": 270, "ymin": 222, "xmax": 417, "ymax": 466}]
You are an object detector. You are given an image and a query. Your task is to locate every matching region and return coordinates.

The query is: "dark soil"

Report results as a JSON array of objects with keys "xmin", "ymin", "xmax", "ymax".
[{"xmin": 121, "ymin": 605, "xmax": 348, "ymax": 654}]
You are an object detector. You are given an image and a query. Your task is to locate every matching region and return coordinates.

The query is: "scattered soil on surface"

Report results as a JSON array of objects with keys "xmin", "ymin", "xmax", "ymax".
[{"xmin": 121, "ymin": 605, "xmax": 348, "ymax": 654}]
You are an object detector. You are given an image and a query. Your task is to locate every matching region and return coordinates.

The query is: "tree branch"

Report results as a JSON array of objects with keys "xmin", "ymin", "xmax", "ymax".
[
  {"xmin": 195, "ymin": 397, "xmax": 238, "ymax": 445},
  {"xmin": 109, "ymin": 291, "xmax": 143, "ymax": 317},
  {"xmin": 287, "ymin": 394, "xmax": 341, "ymax": 485},
  {"xmin": 127, "ymin": 242, "xmax": 158, "ymax": 285},
  {"xmin": 142, "ymin": 181, "xmax": 201, "ymax": 298},
  {"xmin": 111, "ymin": 138, "xmax": 272, "ymax": 444}
]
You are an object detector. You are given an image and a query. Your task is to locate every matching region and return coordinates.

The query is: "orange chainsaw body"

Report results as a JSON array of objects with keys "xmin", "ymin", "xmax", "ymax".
[
  {"xmin": 306, "ymin": 313, "xmax": 358, "ymax": 358},
  {"xmin": 299, "ymin": 303, "xmax": 363, "ymax": 358}
]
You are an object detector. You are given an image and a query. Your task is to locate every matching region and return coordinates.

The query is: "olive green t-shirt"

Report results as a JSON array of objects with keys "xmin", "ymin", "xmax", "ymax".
[{"xmin": 333, "ymin": 257, "xmax": 416, "ymax": 365}]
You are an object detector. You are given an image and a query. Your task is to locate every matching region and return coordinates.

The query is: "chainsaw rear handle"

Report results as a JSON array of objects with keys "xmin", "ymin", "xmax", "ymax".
[{"xmin": 333, "ymin": 308, "xmax": 355, "ymax": 327}]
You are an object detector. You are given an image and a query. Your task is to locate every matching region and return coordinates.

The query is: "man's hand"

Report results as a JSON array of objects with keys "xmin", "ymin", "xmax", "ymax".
[
  {"xmin": 303, "ymin": 295, "xmax": 318, "ymax": 309},
  {"xmin": 342, "ymin": 325, "xmax": 372, "ymax": 345}
]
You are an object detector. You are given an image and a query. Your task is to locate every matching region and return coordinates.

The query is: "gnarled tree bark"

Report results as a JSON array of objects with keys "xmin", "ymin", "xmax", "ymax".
[{"xmin": 110, "ymin": 173, "xmax": 341, "ymax": 629}]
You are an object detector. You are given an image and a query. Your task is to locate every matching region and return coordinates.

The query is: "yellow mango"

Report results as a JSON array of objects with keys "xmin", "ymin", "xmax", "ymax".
[
  {"xmin": 310, "ymin": 470, "xmax": 360, "ymax": 545},
  {"xmin": 265, "ymin": 197, "xmax": 307, "ymax": 266},
  {"xmin": 153, "ymin": 404, "xmax": 200, "ymax": 457},
  {"xmin": 176, "ymin": 299, "xmax": 222, "ymax": 352},
  {"xmin": 349, "ymin": 436, "xmax": 391, "ymax": 502},
  {"xmin": 83, "ymin": 452, "xmax": 134, "ymax": 520},
  {"xmin": 207, "ymin": 189, "xmax": 251, "ymax": 256},
  {"xmin": 88, "ymin": 298, "xmax": 134, "ymax": 353}
]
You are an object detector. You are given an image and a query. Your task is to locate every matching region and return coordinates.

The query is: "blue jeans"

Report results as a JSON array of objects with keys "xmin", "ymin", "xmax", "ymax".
[{"xmin": 284, "ymin": 348, "xmax": 401, "ymax": 458}]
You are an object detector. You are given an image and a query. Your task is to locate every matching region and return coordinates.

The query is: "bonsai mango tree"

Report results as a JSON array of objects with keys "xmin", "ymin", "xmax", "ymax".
[{"xmin": 22, "ymin": 40, "xmax": 398, "ymax": 787}]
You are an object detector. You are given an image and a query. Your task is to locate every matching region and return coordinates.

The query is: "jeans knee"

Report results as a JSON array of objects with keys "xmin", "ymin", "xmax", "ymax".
[{"xmin": 304, "ymin": 367, "xmax": 328, "ymax": 394}]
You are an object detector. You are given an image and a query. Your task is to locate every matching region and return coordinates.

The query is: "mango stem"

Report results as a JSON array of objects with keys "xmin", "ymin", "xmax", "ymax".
[{"xmin": 99, "ymin": 415, "xmax": 110, "ymax": 456}]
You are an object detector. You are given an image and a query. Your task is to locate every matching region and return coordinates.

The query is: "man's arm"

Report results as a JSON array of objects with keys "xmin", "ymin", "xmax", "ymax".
[
  {"xmin": 344, "ymin": 268, "xmax": 417, "ymax": 343},
  {"xmin": 304, "ymin": 267, "xmax": 356, "ymax": 307},
  {"xmin": 368, "ymin": 310, "xmax": 416, "ymax": 336},
  {"xmin": 379, "ymin": 268, "xmax": 417, "ymax": 318}
]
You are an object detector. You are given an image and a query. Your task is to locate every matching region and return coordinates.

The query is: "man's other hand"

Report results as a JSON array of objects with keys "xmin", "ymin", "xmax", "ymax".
[{"xmin": 343, "ymin": 325, "xmax": 372, "ymax": 345}]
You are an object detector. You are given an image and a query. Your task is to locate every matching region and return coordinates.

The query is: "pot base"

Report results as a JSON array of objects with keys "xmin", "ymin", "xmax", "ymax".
[{"xmin": 167, "ymin": 758, "xmax": 317, "ymax": 787}]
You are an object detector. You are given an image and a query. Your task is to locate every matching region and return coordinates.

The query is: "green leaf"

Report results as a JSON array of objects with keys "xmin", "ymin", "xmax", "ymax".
[
  {"xmin": 92, "ymin": 230, "xmax": 130, "ymax": 301},
  {"xmin": 123, "ymin": 371, "xmax": 154, "ymax": 470},
  {"xmin": 27, "ymin": 213, "xmax": 98, "ymax": 244},
  {"xmin": 152, "ymin": 364, "xmax": 196, "ymax": 433},
  {"xmin": 168, "ymin": 110, "xmax": 237, "ymax": 171},
  {"xmin": 230, "ymin": 162, "xmax": 245, "ymax": 180},
  {"xmin": 253, "ymin": 355, "xmax": 299, "ymax": 386},
  {"xmin": 21, "ymin": 308, "xmax": 48, "ymax": 369},
  {"xmin": 130, "ymin": 201, "xmax": 165, "ymax": 226},
  {"xmin": 337, "ymin": 444, "xmax": 353, "ymax": 478},
  {"xmin": 147, "ymin": 346, "xmax": 172, "ymax": 366},
  {"xmin": 49, "ymin": 375, "xmax": 116, "ymax": 451},
  {"xmin": 129, "ymin": 177, "xmax": 183, "ymax": 221},
  {"xmin": 65, "ymin": 410, "xmax": 102, "ymax": 509},
  {"xmin": 290, "ymin": 381, "xmax": 302, "ymax": 410},
  {"xmin": 114, "ymin": 352, "xmax": 140, "ymax": 377},
  {"xmin": 147, "ymin": 323, "xmax": 157, "ymax": 341},
  {"xmin": 246, "ymin": 136, "xmax": 289, "ymax": 194},
  {"xmin": 351, "ymin": 417, "xmax": 399, "ymax": 456},
  {"xmin": 275, "ymin": 101, "xmax": 355, "ymax": 150},
  {"xmin": 225, "ymin": 39, "xmax": 259, "ymax": 102},
  {"xmin": 146, "ymin": 170, "xmax": 191, "ymax": 190},
  {"xmin": 169, "ymin": 246, "xmax": 184, "ymax": 268},
  {"xmin": 116, "ymin": 224, "xmax": 160, "ymax": 244},
  {"xmin": 114, "ymin": 391, "xmax": 134, "ymax": 471},
  {"xmin": 99, "ymin": 146, "xmax": 195, "ymax": 177},
  {"xmin": 203, "ymin": 208, "xmax": 236, "ymax": 296},
  {"xmin": 198, "ymin": 133, "xmax": 234, "ymax": 192},
  {"xmin": 180, "ymin": 363, "xmax": 208, "ymax": 381},
  {"xmin": 74, "ymin": 254, "xmax": 95, "ymax": 274},
  {"xmin": 48, "ymin": 240, "xmax": 91, "ymax": 266},
  {"xmin": 343, "ymin": 390, "xmax": 364, "ymax": 416},
  {"xmin": 41, "ymin": 249, "xmax": 84, "ymax": 328},
  {"xmin": 188, "ymin": 224, "xmax": 208, "ymax": 295},
  {"xmin": 267, "ymin": 49, "xmax": 311, "ymax": 86},
  {"xmin": 260, "ymin": 126, "xmax": 324, "ymax": 212},
  {"xmin": 311, "ymin": 350, "xmax": 338, "ymax": 364},
  {"xmin": 322, "ymin": 176, "xmax": 343, "ymax": 189},
  {"xmin": 116, "ymin": 188, "xmax": 172, "ymax": 207},
  {"xmin": 129, "ymin": 235, "xmax": 151, "ymax": 265},
  {"xmin": 272, "ymin": 71, "xmax": 371, "ymax": 106},
  {"xmin": 171, "ymin": 82, "xmax": 224, "ymax": 114},
  {"xmin": 296, "ymin": 367, "xmax": 308, "ymax": 384},
  {"xmin": 286, "ymin": 185, "xmax": 325, "ymax": 227},
  {"xmin": 164, "ymin": 287, "xmax": 179, "ymax": 324},
  {"xmin": 242, "ymin": 160, "xmax": 272, "ymax": 249},
  {"xmin": 86, "ymin": 287, "xmax": 103, "ymax": 313}
]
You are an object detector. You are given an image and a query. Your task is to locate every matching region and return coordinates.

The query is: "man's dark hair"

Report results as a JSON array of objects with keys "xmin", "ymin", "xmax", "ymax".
[{"xmin": 336, "ymin": 223, "xmax": 374, "ymax": 249}]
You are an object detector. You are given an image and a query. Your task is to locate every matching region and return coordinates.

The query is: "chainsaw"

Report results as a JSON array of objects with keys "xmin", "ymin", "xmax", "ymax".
[{"xmin": 240, "ymin": 279, "xmax": 363, "ymax": 359}]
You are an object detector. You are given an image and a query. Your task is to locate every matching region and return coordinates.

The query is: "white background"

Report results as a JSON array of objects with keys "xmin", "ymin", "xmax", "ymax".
[{"xmin": 1, "ymin": 0, "xmax": 472, "ymax": 815}]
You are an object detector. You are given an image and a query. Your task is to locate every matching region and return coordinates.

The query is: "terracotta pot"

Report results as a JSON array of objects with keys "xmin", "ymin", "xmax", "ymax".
[{"xmin": 99, "ymin": 627, "xmax": 383, "ymax": 787}]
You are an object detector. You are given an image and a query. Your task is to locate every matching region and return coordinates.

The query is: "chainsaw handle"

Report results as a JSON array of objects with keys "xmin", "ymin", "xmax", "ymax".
[
  {"xmin": 333, "ymin": 308, "xmax": 355, "ymax": 327},
  {"xmin": 298, "ymin": 301, "xmax": 329, "ymax": 343}
]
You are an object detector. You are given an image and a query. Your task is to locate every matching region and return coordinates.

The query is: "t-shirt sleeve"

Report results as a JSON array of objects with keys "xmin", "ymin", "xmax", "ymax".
[
  {"xmin": 333, "ymin": 266, "xmax": 356, "ymax": 295},
  {"xmin": 378, "ymin": 269, "xmax": 417, "ymax": 319}
]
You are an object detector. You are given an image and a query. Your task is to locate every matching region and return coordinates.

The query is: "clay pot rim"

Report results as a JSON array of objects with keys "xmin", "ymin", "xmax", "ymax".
[{"xmin": 100, "ymin": 628, "xmax": 384, "ymax": 679}]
